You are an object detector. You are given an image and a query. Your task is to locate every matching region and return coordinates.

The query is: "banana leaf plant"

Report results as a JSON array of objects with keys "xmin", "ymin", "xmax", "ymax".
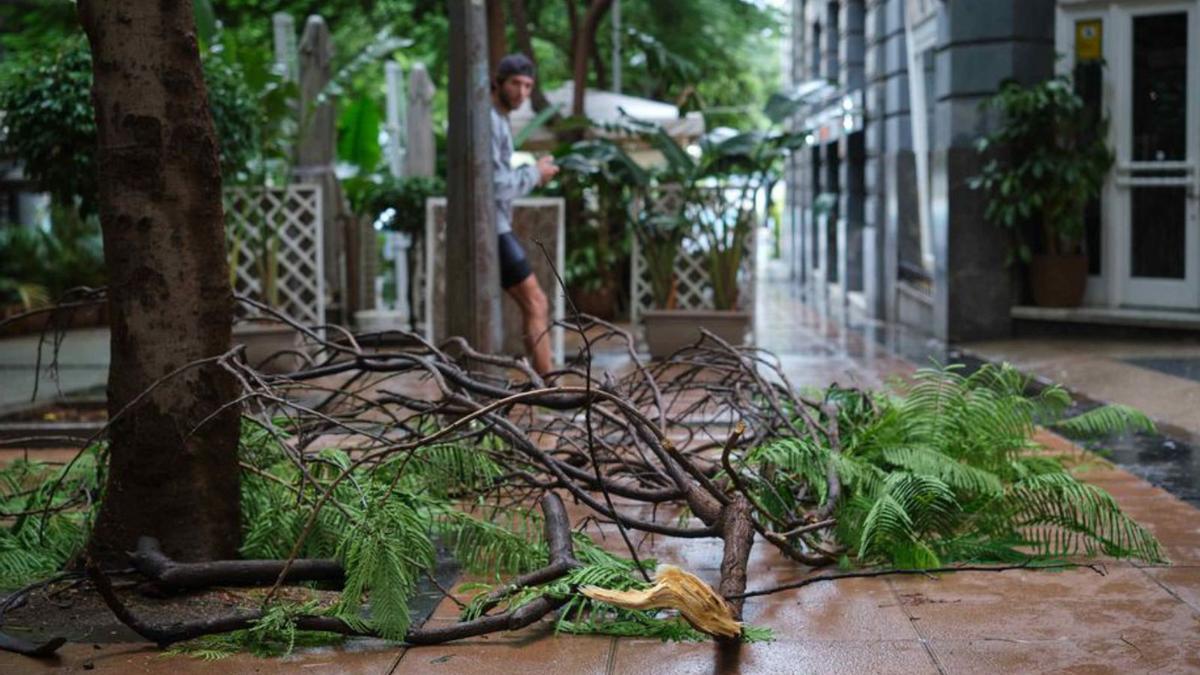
[{"xmin": 632, "ymin": 121, "xmax": 806, "ymax": 311}]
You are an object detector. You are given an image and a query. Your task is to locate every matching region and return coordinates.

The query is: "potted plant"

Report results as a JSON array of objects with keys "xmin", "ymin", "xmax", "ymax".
[
  {"xmin": 637, "ymin": 126, "xmax": 801, "ymax": 357},
  {"xmin": 555, "ymin": 138, "xmax": 649, "ymax": 321},
  {"xmin": 346, "ymin": 174, "xmax": 445, "ymax": 332},
  {"xmin": 969, "ymin": 76, "xmax": 1113, "ymax": 307}
]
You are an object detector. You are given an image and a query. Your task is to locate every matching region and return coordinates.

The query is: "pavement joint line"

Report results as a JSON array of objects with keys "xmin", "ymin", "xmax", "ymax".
[
  {"xmin": 604, "ymin": 635, "xmax": 617, "ymax": 675},
  {"xmin": 384, "ymin": 647, "xmax": 406, "ymax": 674},
  {"xmin": 883, "ymin": 577, "xmax": 948, "ymax": 675},
  {"xmin": 1137, "ymin": 566, "xmax": 1200, "ymax": 616}
]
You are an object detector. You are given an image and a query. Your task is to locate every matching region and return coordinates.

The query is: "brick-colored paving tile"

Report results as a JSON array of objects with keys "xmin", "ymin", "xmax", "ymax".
[
  {"xmin": 393, "ymin": 634, "xmax": 611, "ymax": 675},
  {"xmin": 740, "ymin": 577, "xmax": 917, "ymax": 642},
  {"xmin": 928, "ymin": 636, "xmax": 1200, "ymax": 675},
  {"xmin": 1143, "ymin": 565, "xmax": 1200, "ymax": 613},
  {"xmin": 0, "ymin": 641, "xmax": 403, "ymax": 674},
  {"xmin": 609, "ymin": 638, "xmax": 937, "ymax": 675}
]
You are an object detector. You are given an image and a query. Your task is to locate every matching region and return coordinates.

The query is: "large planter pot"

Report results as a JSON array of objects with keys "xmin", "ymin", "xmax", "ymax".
[
  {"xmin": 355, "ymin": 309, "xmax": 410, "ymax": 333},
  {"xmin": 1029, "ymin": 254, "xmax": 1088, "ymax": 307},
  {"xmin": 232, "ymin": 320, "xmax": 306, "ymax": 374},
  {"xmin": 0, "ymin": 302, "xmax": 107, "ymax": 338},
  {"xmin": 642, "ymin": 309, "xmax": 751, "ymax": 359},
  {"xmin": 568, "ymin": 284, "xmax": 616, "ymax": 321}
]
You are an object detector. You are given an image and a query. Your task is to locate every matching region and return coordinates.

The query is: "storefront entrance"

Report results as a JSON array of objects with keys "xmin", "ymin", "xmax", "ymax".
[{"xmin": 1058, "ymin": 1, "xmax": 1200, "ymax": 310}]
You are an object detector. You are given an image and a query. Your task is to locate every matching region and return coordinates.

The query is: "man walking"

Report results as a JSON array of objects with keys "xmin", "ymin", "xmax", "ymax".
[{"xmin": 492, "ymin": 53, "xmax": 557, "ymax": 374}]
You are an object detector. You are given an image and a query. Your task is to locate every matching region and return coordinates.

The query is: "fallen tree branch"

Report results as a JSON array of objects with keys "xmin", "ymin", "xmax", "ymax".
[
  {"xmin": 130, "ymin": 537, "xmax": 345, "ymax": 589},
  {"xmin": 726, "ymin": 561, "xmax": 1109, "ymax": 600}
]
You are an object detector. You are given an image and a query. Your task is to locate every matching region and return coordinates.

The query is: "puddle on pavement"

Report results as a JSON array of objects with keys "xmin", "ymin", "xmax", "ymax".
[
  {"xmin": 1121, "ymin": 356, "xmax": 1200, "ymax": 384},
  {"xmin": 779, "ymin": 294, "xmax": 1200, "ymax": 511}
]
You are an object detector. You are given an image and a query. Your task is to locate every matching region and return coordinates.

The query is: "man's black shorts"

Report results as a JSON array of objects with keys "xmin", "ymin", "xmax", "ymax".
[{"xmin": 498, "ymin": 232, "xmax": 533, "ymax": 289}]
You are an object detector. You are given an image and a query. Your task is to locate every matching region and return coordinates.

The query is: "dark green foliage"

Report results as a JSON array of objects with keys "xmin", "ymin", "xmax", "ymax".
[
  {"xmin": 0, "ymin": 207, "xmax": 107, "ymax": 308},
  {"xmin": 0, "ymin": 444, "xmax": 104, "ymax": 590},
  {"xmin": 0, "ymin": 40, "xmax": 260, "ymax": 215},
  {"xmin": 350, "ymin": 175, "xmax": 446, "ymax": 233},
  {"xmin": 166, "ymin": 600, "xmax": 343, "ymax": 660},
  {"xmin": 740, "ymin": 364, "xmax": 1164, "ymax": 568},
  {"xmin": 968, "ymin": 76, "xmax": 1114, "ymax": 261}
]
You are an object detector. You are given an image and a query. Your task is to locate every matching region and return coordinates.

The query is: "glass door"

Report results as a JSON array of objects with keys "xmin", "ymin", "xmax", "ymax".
[{"xmin": 1116, "ymin": 3, "xmax": 1199, "ymax": 309}]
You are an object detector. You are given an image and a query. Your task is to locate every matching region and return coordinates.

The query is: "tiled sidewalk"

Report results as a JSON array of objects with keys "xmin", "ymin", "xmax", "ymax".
[
  {"xmin": 11, "ymin": 433, "xmax": 1199, "ymax": 675},
  {"xmin": 4, "ymin": 283, "xmax": 1200, "ymax": 673}
]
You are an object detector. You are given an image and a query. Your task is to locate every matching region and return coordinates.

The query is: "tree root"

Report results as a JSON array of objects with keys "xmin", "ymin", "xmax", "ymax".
[
  {"xmin": 130, "ymin": 537, "xmax": 344, "ymax": 590},
  {"xmin": 84, "ymin": 493, "xmax": 580, "ymax": 648}
]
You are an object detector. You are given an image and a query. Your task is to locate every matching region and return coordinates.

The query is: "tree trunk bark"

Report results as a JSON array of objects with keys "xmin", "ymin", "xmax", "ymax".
[
  {"xmin": 486, "ymin": 0, "xmax": 507, "ymax": 77},
  {"xmin": 571, "ymin": 0, "xmax": 613, "ymax": 116},
  {"xmin": 78, "ymin": 0, "xmax": 242, "ymax": 564},
  {"xmin": 509, "ymin": 0, "xmax": 551, "ymax": 112}
]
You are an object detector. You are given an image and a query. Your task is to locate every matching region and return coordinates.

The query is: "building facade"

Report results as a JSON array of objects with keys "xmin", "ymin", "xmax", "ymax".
[{"xmin": 784, "ymin": 0, "xmax": 1200, "ymax": 341}]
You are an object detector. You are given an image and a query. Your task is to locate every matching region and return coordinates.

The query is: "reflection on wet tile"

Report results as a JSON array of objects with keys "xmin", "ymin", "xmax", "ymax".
[
  {"xmin": 609, "ymin": 638, "xmax": 937, "ymax": 675},
  {"xmin": 1123, "ymin": 356, "xmax": 1200, "ymax": 384}
]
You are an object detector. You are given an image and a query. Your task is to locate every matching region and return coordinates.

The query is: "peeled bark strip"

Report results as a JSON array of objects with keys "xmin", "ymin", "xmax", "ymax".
[
  {"xmin": 581, "ymin": 565, "xmax": 742, "ymax": 639},
  {"xmin": 78, "ymin": 0, "xmax": 241, "ymax": 564}
]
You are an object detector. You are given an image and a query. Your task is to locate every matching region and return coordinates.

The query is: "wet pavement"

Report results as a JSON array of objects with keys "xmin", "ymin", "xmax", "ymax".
[
  {"xmin": 3, "ymin": 277, "xmax": 1200, "ymax": 673},
  {"xmin": 0, "ymin": 328, "xmax": 109, "ymax": 414},
  {"xmin": 964, "ymin": 336, "xmax": 1200, "ymax": 511}
]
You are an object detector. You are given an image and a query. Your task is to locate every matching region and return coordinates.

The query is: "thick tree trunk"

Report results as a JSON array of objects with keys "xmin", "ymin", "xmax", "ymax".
[
  {"xmin": 509, "ymin": 0, "xmax": 551, "ymax": 111},
  {"xmin": 78, "ymin": 0, "xmax": 242, "ymax": 563},
  {"xmin": 486, "ymin": 0, "xmax": 508, "ymax": 77},
  {"xmin": 571, "ymin": 0, "xmax": 613, "ymax": 116}
]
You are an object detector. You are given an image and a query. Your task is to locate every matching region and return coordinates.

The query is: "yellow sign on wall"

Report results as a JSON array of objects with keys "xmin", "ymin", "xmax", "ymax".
[{"xmin": 1076, "ymin": 20, "xmax": 1103, "ymax": 61}]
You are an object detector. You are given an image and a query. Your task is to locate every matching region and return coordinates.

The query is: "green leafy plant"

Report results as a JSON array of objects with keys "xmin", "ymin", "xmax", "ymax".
[
  {"xmin": 0, "ymin": 207, "xmax": 106, "ymax": 310},
  {"xmin": 634, "ymin": 122, "xmax": 804, "ymax": 310},
  {"xmin": 350, "ymin": 175, "xmax": 445, "ymax": 234},
  {"xmin": 968, "ymin": 76, "xmax": 1114, "ymax": 264},
  {"xmin": 737, "ymin": 363, "xmax": 1164, "ymax": 568},
  {"xmin": 0, "ymin": 38, "xmax": 260, "ymax": 216}
]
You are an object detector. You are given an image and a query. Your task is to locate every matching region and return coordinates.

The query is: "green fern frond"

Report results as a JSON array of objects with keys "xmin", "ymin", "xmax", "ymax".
[
  {"xmin": 1053, "ymin": 404, "xmax": 1155, "ymax": 438},
  {"xmin": 1005, "ymin": 473, "xmax": 1165, "ymax": 562},
  {"xmin": 882, "ymin": 447, "xmax": 1003, "ymax": 496},
  {"xmin": 331, "ymin": 497, "xmax": 435, "ymax": 640}
]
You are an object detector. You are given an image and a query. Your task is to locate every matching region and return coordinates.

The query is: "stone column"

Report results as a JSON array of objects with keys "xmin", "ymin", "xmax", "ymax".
[
  {"xmin": 863, "ymin": 0, "xmax": 888, "ymax": 319},
  {"xmin": 445, "ymin": 0, "xmax": 501, "ymax": 353},
  {"xmin": 929, "ymin": 0, "xmax": 1055, "ymax": 342},
  {"xmin": 296, "ymin": 16, "xmax": 351, "ymax": 322},
  {"xmin": 405, "ymin": 64, "xmax": 437, "ymax": 179},
  {"xmin": 880, "ymin": 0, "xmax": 917, "ymax": 325},
  {"xmin": 838, "ymin": 1, "xmax": 866, "ymax": 296}
]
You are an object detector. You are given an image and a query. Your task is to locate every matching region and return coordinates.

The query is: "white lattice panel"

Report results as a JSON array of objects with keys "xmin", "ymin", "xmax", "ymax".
[
  {"xmin": 225, "ymin": 185, "xmax": 324, "ymax": 327},
  {"xmin": 630, "ymin": 186, "xmax": 757, "ymax": 324}
]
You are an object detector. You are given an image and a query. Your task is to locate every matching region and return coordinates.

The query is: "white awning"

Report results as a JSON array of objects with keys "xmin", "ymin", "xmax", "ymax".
[{"xmin": 509, "ymin": 81, "xmax": 705, "ymax": 150}]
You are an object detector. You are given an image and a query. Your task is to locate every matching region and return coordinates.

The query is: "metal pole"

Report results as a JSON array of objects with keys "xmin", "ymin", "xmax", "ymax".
[
  {"xmin": 385, "ymin": 60, "xmax": 407, "ymax": 179},
  {"xmin": 271, "ymin": 12, "xmax": 298, "ymax": 81},
  {"xmin": 445, "ymin": 0, "xmax": 501, "ymax": 352}
]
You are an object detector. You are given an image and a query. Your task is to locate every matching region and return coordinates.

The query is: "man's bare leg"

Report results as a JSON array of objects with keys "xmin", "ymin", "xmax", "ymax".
[{"xmin": 505, "ymin": 274, "xmax": 552, "ymax": 374}]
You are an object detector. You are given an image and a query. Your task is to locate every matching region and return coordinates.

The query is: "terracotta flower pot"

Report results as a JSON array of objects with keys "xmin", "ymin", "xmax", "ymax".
[
  {"xmin": 232, "ymin": 320, "xmax": 306, "ymax": 374},
  {"xmin": 642, "ymin": 309, "xmax": 751, "ymax": 359},
  {"xmin": 569, "ymin": 284, "xmax": 616, "ymax": 320},
  {"xmin": 1028, "ymin": 254, "xmax": 1088, "ymax": 308}
]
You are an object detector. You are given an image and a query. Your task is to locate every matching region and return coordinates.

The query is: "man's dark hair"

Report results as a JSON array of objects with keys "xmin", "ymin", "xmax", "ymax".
[{"xmin": 495, "ymin": 53, "xmax": 535, "ymax": 85}]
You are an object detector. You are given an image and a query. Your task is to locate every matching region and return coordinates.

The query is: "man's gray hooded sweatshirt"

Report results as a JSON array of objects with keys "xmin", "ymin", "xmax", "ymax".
[{"xmin": 491, "ymin": 106, "xmax": 540, "ymax": 235}]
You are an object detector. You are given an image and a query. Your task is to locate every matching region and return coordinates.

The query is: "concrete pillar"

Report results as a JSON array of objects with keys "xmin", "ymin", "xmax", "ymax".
[
  {"xmin": 929, "ymin": 0, "xmax": 1056, "ymax": 342},
  {"xmin": 863, "ymin": 0, "xmax": 888, "ymax": 318},
  {"xmin": 838, "ymin": 1, "xmax": 866, "ymax": 295}
]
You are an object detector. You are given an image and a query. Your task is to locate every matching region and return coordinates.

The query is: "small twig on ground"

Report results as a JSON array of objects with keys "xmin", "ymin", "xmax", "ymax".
[{"xmin": 726, "ymin": 561, "xmax": 1109, "ymax": 600}]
